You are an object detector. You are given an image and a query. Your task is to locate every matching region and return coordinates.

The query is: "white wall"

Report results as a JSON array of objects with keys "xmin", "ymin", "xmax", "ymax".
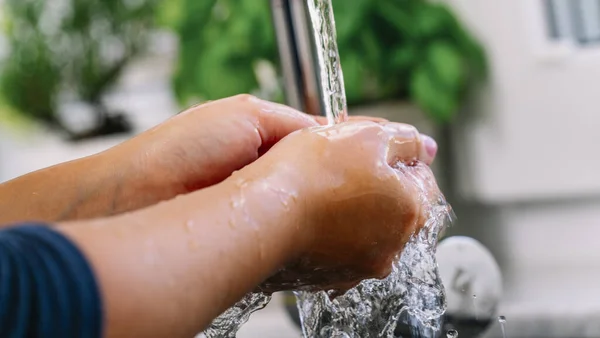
[
  {"xmin": 440, "ymin": 1, "xmax": 600, "ymax": 336},
  {"xmin": 445, "ymin": 0, "xmax": 600, "ymax": 203}
]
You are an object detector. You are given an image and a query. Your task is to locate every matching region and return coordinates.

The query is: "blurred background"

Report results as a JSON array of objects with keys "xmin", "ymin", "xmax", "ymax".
[{"xmin": 1, "ymin": 0, "xmax": 599, "ymax": 337}]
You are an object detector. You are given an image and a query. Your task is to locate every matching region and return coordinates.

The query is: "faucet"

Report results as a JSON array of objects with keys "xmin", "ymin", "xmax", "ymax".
[{"xmin": 270, "ymin": 0, "xmax": 324, "ymax": 117}]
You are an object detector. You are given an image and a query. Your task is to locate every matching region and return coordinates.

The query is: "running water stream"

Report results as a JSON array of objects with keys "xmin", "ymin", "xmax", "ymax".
[
  {"xmin": 203, "ymin": 1, "xmax": 452, "ymax": 337},
  {"xmin": 306, "ymin": 0, "xmax": 348, "ymax": 125}
]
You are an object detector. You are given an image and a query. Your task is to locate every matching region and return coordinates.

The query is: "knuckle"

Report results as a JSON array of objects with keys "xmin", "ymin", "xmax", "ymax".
[
  {"xmin": 236, "ymin": 94, "xmax": 263, "ymax": 117},
  {"xmin": 225, "ymin": 94, "xmax": 263, "ymax": 120},
  {"xmin": 233, "ymin": 93, "xmax": 259, "ymax": 103},
  {"xmin": 403, "ymin": 123, "xmax": 419, "ymax": 134}
]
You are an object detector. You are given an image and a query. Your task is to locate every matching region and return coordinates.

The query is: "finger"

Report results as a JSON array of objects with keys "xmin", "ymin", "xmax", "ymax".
[
  {"xmin": 348, "ymin": 115, "xmax": 389, "ymax": 123},
  {"xmin": 380, "ymin": 122, "xmax": 438, "ymax": 165},
  {"xmin": 420, "ymin": 134, "xmax": 438, "ymax": 164},
  {"xmin": 313, "ymin": 115, "xmax": 389, "ymax": 125},
  {"xmin": 316, "ymin": 116, "xmax": 435, "ymax": 164},
  {"xmin": 249, "ymin": 97, "xmax": 321, "ymax": 151}
]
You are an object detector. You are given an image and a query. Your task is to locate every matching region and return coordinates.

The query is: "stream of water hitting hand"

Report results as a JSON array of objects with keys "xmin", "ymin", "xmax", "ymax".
[{"xmin": 306, "ymin": 0, "xmax": 348, "ymax": 125}]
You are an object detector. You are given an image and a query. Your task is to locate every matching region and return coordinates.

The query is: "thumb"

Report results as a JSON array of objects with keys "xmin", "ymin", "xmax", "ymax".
[{"xmin": 250, "ymin": 98, "xmax": 320, "ymax": 153}]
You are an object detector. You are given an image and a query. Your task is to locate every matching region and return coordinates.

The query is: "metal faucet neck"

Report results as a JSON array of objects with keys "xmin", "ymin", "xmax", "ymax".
[{"xmin": 270, "ymin": 0, "xmax": 324, "ymax": 116}]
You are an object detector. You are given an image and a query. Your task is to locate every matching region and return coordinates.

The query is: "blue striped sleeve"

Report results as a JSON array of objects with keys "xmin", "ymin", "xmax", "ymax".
[{"xmin": 0, "ymin": 224, "xmax": 103, "ymax": 338}]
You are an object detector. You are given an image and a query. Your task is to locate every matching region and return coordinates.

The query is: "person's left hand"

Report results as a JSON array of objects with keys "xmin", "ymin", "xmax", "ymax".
[
  {"xmin": 113, "ymin": 95, "xmax": 317, "ymax": 192},
  {"xmin": 98, "ymin": 94, "xmax": 437, "ymax": 214}
]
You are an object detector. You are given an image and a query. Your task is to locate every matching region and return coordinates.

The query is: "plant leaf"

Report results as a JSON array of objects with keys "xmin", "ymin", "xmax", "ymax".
[
  {"xmin": 414, "ymin": 3, "xmax": 454, "ymax": 40},
  {"xmin": 410, "ymin": 66, "xmax": 458, "ymax": 124},
  {"xmin": 425, "ymin": 41, "xmax": 465, "ymax": 94},
  {"xmin": 340, "ymin": 52, "xmax": 364, "ymax": 105}
]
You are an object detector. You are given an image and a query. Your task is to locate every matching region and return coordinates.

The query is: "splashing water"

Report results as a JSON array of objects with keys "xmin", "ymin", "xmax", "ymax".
[
  {"xmin": 204, "ymin": 0, "xmax": 451, "ymax": 337},
  {"xmin": 307, "ymin": 0, "xmax": 348, "ymax": 125},
  {"xmin": 295, "ymin": 162, "xmax": 453, "ymax": 337},
  {"xmin": 203, "ymin": 293, "xmax": 271, "ymax": 337}
]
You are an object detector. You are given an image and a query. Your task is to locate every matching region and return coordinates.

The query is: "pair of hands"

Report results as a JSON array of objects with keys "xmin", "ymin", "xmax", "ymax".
[{"xmin": 104, "ymin": 94, "xmax": 440, "ymax": 291}]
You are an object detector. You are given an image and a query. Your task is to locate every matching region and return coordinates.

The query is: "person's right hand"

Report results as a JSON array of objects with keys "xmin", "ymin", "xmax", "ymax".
[
  {"xmin": 54, "ymin": 119, "xmax": 441, "ymax": 338},
  {"xmin": 233, "ymin": 120, "xmax": 442, "ymax": 293}
]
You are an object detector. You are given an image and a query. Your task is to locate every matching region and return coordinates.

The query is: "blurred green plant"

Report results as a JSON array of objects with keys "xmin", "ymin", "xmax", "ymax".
[
  {"xmin": 1, "ymin": 0, "xmax": 159, "ymax": 139},
  {"xmin": 172, "ymin": 0, "xmax": 486, "ymax": 124},
  {"xmin": 172, "ymin": 0, "xmax": 279, "ymax": 105}
]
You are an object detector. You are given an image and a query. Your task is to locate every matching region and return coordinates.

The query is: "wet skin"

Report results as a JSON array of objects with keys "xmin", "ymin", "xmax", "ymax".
[{"xmin": 0, "ymin": 95, "xmax": 440, "ymax": 338}]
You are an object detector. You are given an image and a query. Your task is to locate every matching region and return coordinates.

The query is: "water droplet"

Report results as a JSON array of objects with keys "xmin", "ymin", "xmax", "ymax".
[
  {"xmin": 472, "ymin": 294, "xmax": 477, "ymax": 299},
  {"xmin": 447, "ymin": 329, "xmax": 458, "ymax": 338},
  {"xmin": 185, "ymin": 220, "xmax": 195, "ymax": 233},
  {"xmin": 498, "ymin": 315, "xmax": 506, "ymax": 323},
  {"xmin": 277, "ymin": 191, "xmax": 289, "ymax": 209}
]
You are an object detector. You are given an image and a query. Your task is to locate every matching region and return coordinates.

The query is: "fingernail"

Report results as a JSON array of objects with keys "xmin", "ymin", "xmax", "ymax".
[{"xmin": 421, "ymin": 134, "xmax": 438, "ymax": 159}]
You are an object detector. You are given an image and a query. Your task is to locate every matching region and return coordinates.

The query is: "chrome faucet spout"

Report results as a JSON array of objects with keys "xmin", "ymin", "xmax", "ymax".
[{"xmin": 270, "ymin": 0, "xmax": 324, "ymax": 116}]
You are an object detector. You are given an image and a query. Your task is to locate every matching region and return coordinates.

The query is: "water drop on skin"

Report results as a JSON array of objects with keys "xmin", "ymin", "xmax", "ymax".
[
  {"xmin": 447, "ymin": 329, "xmax": 458, "ymax": 338},
  {"xmin": 185, "ymin": 220, "xmax": 195, "ymax": 233},
  {"xmin": 276, "ymin": 189, "xmax": 290, "ymax": 210}
]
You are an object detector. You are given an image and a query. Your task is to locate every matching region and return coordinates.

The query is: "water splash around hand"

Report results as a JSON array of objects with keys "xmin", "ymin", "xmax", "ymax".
[{"xmin": 294, "ymin": 162, "xmax": 453, "ymax": 337}]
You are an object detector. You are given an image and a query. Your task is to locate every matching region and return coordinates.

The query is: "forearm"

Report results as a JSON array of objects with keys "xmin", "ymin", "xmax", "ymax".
[
  {"xmin": 0, "ymin": 148, "xmax": 178, "ymax": 226},
  {"xmin": 58, "ymin": 172, "xmax": 306, "ymax": 338},
  {"xmin": 0, "ymin": 154, "xmax": 117, "ymax": 225}
]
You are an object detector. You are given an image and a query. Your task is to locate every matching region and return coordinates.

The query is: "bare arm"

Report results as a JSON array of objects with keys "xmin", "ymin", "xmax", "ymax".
[
  {"xmin": 0, "ymin": 148, "xmax": 178, "ymax": 226},
  {"xmin": 57, "ymin": 166, "xmax": 306, "ymax": 338},
  {"xmin": 0, "ymin": 95, "xmax": 321, "ymax": 227}
]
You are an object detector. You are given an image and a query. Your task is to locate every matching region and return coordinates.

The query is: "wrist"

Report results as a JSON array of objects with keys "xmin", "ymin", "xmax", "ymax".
[
  {"xmin": 221, "ymin": 167, "xmax": 310, "ymax": 262},
  {"xmin": 93, "ymin": 145, "xmax": 185, "ymax": 214}
]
